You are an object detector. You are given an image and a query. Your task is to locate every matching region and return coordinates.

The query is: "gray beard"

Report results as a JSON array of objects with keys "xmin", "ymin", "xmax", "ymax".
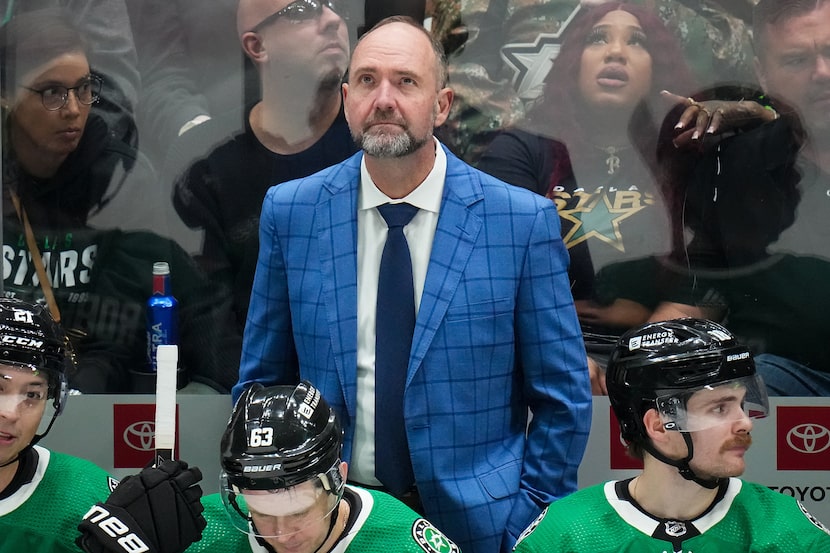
[{"xmin": 360, "ymin": 129, "xmax": 430, "ymax": 158}]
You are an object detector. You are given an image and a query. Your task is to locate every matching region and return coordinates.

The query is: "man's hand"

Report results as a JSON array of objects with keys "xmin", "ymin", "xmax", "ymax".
[
  {"xmin": 77, "ymin": 460, "xmax": 206, "ymax": 553},
  {"xmin": 587, "ymin": 356, "xmax": 608, "ymax": 396}
]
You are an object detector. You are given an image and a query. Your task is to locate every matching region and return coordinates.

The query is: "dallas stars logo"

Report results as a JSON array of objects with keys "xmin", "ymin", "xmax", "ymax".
[
  {"xmin": 500, "ymin": 5, "xmax": 581, "ymax": 101},
  {"xmin": 411, "ymin": 518, "xmax": 459, "ymax": 553},
  {"xmin": 558, "ymin": 187, "xmax": 652, "ymax": 252},
  {"xmin": 515, "ymin": 507, "xmax": 547, "ymax": 546}
]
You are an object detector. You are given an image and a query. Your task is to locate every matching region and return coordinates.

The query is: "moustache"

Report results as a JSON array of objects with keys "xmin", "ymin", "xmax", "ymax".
[
  {"xmin": 364, "ymin": 114, "xmax": 406, "ymax": 128},
  {"xmin": 721, "ymin": 434, "xmax": 752, "ymax": 452}
]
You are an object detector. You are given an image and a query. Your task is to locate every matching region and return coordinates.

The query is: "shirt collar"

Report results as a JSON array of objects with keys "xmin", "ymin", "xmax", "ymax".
[{"xmin": 359, "ymin": 137, "xmax": 446, "ymax": 213}]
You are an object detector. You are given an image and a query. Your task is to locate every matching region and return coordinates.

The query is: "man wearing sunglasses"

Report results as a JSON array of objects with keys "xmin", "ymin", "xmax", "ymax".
[{"xmin": 173, "ymin": 0, "xmax": 357, "ymax": 372}]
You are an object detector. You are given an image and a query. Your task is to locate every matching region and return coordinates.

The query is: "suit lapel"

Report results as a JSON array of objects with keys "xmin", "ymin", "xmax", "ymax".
[
  {"xmin": 409, "ymin": 149, "xmax": 483, "ymax": 382},
  {"xmin": 318, "ymin": 156, "xmax": 361, "ymax": 417}
]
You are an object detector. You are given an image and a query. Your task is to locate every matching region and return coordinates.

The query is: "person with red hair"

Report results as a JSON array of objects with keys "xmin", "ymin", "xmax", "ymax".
[{"xmin": 478, "ymin": 2, "xmax": 702, "ymax": 394}]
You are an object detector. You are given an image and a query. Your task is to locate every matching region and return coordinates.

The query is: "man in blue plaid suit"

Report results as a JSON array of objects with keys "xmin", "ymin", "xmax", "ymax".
[{"xmin": 235, "ymin": 16, "xmax": 592, "ymax": 553}]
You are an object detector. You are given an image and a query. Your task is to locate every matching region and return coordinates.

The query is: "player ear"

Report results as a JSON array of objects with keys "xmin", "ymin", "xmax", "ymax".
[
  {"xmin": 338, "ymin": 461, "xmax": 348, "ymax": 482},
  {"xmin": 643, "ymin": 408, "xmax": 668, "ymax": 444}
]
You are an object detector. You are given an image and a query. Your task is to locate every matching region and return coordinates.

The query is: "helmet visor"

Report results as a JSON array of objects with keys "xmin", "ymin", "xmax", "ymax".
[
  {"xmin": 0, "ymin": 365, "xmax": 51, "ymax": 411},
  {"xmin": 655, "ymin": 375, "xmax": 769, "ymax": 432},
  {"xmin": 220, "ymin": 466, "xmax": 342, "ymax": 538}
]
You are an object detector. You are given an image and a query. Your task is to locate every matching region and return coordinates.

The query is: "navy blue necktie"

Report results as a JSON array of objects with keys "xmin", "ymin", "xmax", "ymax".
[{"xmin": 375, "ymin": 202, "xmax": 418, "ymax": 496}]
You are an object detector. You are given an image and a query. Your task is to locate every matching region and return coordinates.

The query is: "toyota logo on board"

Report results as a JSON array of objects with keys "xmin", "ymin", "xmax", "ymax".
[
  {"xmin": 123, "ymin": 420, "xmax": 156, "ymax": 451},
  {"xmin": 114, "ymin": 404, "xmax": 179, "ymax": 468},
  {"xmin": 786, "ymin": 424, "xmax": 830, "ymax": 455},
  {"xmin": 777, "ymin": 406, "xmax": 830, "ymax": 471}
]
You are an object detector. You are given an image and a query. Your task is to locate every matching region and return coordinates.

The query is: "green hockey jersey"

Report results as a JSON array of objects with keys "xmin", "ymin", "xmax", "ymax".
[
  {"xmin": 189, "ymin": 485, "xmax": 460, "ymax": 553},
  {"xmin": 513, "ymin": 478, "xmax": 830, "ymax": 552},
  {"xmin": 0, "ymin": 446, "xmax": 117, "ymax": 553}
]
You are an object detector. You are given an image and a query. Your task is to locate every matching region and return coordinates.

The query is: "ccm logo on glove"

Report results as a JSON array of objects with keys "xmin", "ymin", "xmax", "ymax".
[{"xmin": 81, "ymin": 505, "xmax": 149, "ymax": 553}]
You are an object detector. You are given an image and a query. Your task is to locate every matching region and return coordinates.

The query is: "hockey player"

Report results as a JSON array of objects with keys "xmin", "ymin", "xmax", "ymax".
[
  {"xmin": 513, "ymin": 318, "xmax": 830, "ymax": 552},
  {"xmin": 0, "ymin": 297, "xmax": 120, "ymax": 552},
  {"xmin": 0, "ymin": 296, "xmax": 204, "ymax": 553},
  {"xmin": 190, "ymin": 381, "xmax": 460, "ymax": 553}
]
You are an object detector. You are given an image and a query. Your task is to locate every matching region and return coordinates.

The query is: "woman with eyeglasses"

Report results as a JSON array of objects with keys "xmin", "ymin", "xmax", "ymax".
[
  {"xmin": 0, "ymin": 9, "xmax": 243, "ymax": 395},
  {"xmin": 0, "ymin": 8, "xmax": 160, "ymax": 231}
]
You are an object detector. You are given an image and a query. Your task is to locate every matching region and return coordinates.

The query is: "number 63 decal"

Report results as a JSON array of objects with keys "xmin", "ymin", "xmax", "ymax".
[{"xmin": 249, "ymin": 427, "xmax": 274, "ymax": 447}]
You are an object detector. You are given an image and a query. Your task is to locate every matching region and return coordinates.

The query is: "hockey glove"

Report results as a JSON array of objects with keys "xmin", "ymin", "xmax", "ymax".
[{"xmin": 76, "ymin": 459, "xmax": 206, "ymax": 553}]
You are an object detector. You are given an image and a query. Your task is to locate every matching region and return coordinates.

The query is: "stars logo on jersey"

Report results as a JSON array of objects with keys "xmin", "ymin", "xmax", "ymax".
[
  {"xmin": 107, "ymin": 476, "xmax": 120, "ymax": 493},
  {"xmin": 558, "ymin": 188, "xmax": 651, "ymax": 252},
  {"xmin": 411, "ymin": 518, "xmax": 459, "ymax": 553},
  {"xmin": 500, "ymin": 6, "xmax": 581, "ymax": 101},
  {"xmin": 798, "ymin": 501, "xmax": 830, "ymax": 535},
  {"xmin": 515, "ymin": 507, "xmax": 547, "ymax": 547}
]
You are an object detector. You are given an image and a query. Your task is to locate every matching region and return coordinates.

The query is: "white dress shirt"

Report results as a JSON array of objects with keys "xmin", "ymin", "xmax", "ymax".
[{"xmin": 349, "ymin": 139, "xmax": 446, "ymax": 486}]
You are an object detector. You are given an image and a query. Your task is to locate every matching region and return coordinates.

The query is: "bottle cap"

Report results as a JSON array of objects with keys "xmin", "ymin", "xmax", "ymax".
[{"xmin": 153, "ymin": 261, "xmax": 170, "ymax": 275}]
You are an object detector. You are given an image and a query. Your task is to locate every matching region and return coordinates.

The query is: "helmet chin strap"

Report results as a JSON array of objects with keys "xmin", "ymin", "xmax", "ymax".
[
  {"xmin": 644, "ymin": 433, "xmax": 721, "ymax": 490},
  {"xmin": 0, "ymin": 444, "xmax": 30, "ymax": 469},
  {"xmin": 0, "ymin": 409, "xmax": 59, "ymax": 469},
  {"xmin": 311, "ymin": 503, "xmax": 341, "ymax": 553}
]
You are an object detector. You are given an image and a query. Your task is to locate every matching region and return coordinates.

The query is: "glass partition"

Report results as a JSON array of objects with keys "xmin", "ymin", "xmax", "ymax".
[{"xmin": 1, "ymin": 0, "xmax": 825, "ymax": 402}]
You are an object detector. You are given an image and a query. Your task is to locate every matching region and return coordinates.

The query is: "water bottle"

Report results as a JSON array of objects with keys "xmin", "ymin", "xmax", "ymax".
[{"xmin": 146, "ymin": 261, "xmax": 179, "ymax": 372}]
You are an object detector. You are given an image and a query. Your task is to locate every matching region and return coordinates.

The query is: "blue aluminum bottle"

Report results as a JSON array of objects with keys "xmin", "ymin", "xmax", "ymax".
[{"xmin": 146, "ymin": 261, "xmax": 179, "ymax": 371}]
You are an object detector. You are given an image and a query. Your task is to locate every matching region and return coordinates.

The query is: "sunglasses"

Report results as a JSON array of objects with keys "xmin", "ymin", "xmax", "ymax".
[{"xmin": 250, "ymin": 0, "xmax": 347, "ymax": 32}]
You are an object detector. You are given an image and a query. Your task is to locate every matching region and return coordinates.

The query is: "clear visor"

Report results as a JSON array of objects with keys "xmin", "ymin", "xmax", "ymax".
[
  {"xmin": 655, "ymin": 374, "xmax": 769, "ymax": 432},
  {"xmin": 219, "ymin": 470, "xmax": 341, "ymax": 538},
  {"xmin": 0, "ymin": 366, "xmax": 55, "ymax": 431}
]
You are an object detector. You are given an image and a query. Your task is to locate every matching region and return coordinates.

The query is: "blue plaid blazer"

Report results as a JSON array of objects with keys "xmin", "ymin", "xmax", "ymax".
[{"xmin": 236, "ymin": 145, "xmax": 592, "ymax": 553}]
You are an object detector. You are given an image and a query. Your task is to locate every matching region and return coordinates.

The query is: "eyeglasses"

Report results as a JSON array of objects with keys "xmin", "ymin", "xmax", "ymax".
[
  {"xmin": 250, "ymin": 0, "xmax": 347, "ymax": 32},
  {"xmin": 22, "ymin": 75, "xmax": 102, "ymax": 111}
]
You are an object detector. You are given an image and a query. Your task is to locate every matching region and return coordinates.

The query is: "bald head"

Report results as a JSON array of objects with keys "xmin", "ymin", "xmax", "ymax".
[
  {"xmin": 350, "ymin": 16, "xmax": 448, "ymax": 90},
  {"xmin": 237, "ymin": 0, "xmax": 276, "ymax": 41}
]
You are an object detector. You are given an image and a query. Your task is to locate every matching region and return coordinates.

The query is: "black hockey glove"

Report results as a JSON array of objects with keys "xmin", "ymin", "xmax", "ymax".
[{"xmin": 76, "ymin": 460, "xmax": 206, "ymax": 553}]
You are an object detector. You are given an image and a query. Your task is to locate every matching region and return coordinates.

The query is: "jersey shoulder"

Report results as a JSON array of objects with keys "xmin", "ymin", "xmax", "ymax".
[
  {"xmin": 0, "ymin": 447, "xmax": 117, "ymax": 553},
  {"xmin": 727, "ymin": 481, "xmax": 830, "ymax": 548},
  {"xmin": 343, "ymin": 487, "xmax": 460, "ymax": 553}
]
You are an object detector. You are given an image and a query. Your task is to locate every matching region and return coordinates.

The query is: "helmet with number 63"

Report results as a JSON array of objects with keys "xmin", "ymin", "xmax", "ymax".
[{"xmin": 219, "ymin": 381, "xmax": 345, "ymax": 538}]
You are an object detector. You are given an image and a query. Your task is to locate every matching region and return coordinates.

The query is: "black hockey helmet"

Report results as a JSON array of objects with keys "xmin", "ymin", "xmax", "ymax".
[
  {"xmin": 0, "ymin": 298, "xmax": 71, "ymax": 415},
  {"xmin": 606, "ymin": 318, "xmax": 768, "ymax": 486},
  {"xmin": 219, "ymin": 381, "xmax": 345, "ymax": 538},
  {"xmin": 607, "ymin": 318, "xmax": 768, "ymax": 442}
]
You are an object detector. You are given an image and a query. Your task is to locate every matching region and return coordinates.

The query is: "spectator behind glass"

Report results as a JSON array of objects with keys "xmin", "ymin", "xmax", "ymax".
[
  {"xmin": 9, "ymin": 0, "xmax": 140, "ymax": 148},
  {"xmin": 125, "ymin": 0, "xmax": 251, "ymax": 185},
  {"xmin": 235, "ymin": 16, "xmax": 591, "ymax": 553},
  {"xmin": 477, "ymin": 2, "xmax": 698, "ymax": 394},
  {"xmin": 172, "ymin": 0, "xmax": 357, "ymax": 368},
  {"xmin": 652, "ymin": 0, "xmax": 830, "ymax": 396},
  {"xmin": 430, "ymin": 0, "xmax": 757, "ymax": 164},
  {"xmin": 1, "ymin": 11, "xmax": 241, "ymax": 393}
]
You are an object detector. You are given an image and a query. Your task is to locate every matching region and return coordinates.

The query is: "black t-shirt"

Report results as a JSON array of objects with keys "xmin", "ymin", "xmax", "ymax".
[
  {"xmin": 478, "ymin": 128, "xmax": 682, "ymax": 344},
  {"xmin": 173, "ymin": 104, "xmax": 358, "ymax": 330}
]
